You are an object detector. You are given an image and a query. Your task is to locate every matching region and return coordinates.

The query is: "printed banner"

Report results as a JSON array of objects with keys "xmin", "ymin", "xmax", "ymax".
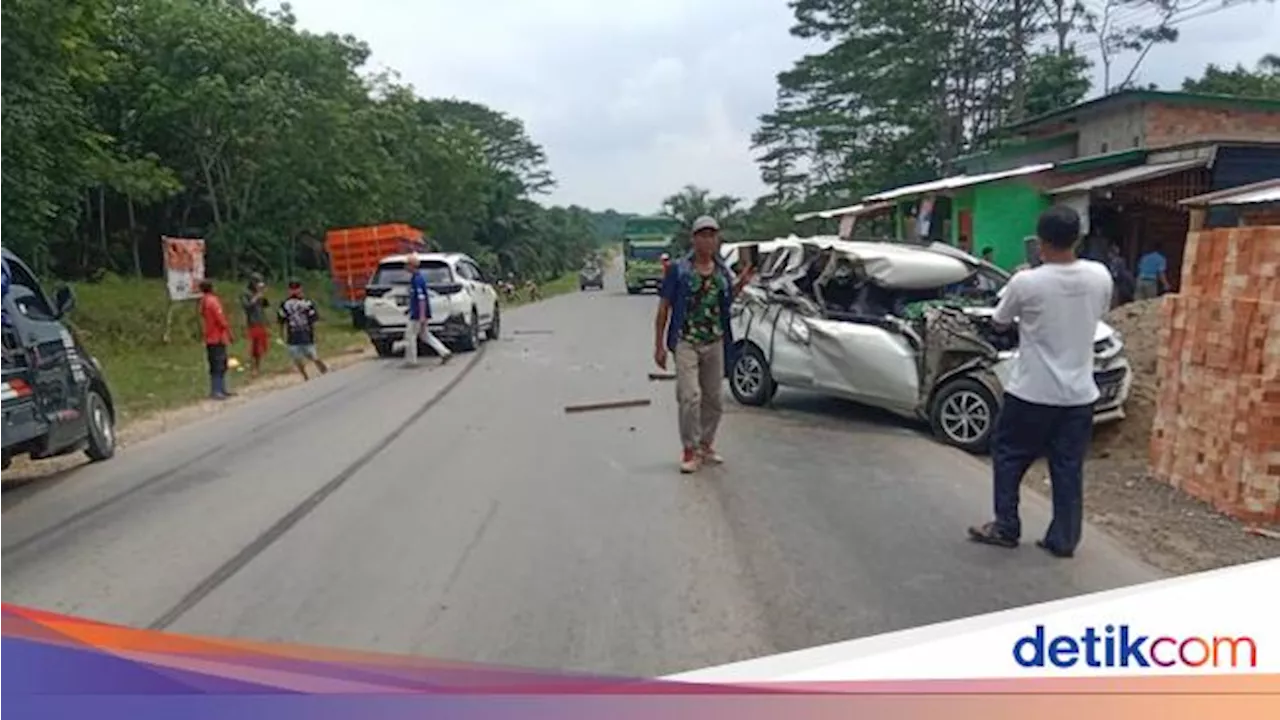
[{"xmin": 162, "ymin": 237, "xmax": 206, "ymax": 301}]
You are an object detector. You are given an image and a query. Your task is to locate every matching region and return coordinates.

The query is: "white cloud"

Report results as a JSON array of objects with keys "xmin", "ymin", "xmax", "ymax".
[{"xmin": 281, "ymin": 0, "xmax": 1278, "ymax": 212}]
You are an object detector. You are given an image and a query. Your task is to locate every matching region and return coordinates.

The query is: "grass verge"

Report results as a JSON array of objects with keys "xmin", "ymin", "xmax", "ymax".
[{"xmin": 63, "ymin": 270, "xmax": 580, "ymax": 426}]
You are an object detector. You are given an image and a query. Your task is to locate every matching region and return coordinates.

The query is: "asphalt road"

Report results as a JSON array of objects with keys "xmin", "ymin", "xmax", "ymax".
[{"xmin": 2, "ymin": 262, "xmax": 1161, "ymax": 677}]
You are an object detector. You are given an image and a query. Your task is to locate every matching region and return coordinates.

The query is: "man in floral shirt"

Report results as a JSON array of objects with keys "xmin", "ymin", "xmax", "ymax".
[{"xmin": 654, "ymin": 216, "xmax": 754, "ymax": 473}]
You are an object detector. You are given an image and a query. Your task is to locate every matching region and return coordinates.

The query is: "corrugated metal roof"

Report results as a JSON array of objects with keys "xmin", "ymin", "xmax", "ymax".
[
  {"xmin": 792, "ymin": 201, "xmax": 895, "ymax": 222},
  {"xmin": 1048, "ymin": 158, "xmax": 1207, "ymax": 195},
  {"xmin": 1179, "ymin": 177, "xmax": 1280, "ymax": 207},
  {"xmin": 862, "ymin": 163, "xmax": 1054, "ymax": 203}
]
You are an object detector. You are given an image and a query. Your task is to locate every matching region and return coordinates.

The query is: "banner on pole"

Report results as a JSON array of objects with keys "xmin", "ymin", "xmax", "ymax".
[{"xmin": 161, "ymin": 237, "xmax": 206, "ymax": 301}]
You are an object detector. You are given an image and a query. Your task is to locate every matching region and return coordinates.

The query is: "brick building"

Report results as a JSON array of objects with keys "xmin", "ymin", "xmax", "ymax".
[
  {"xmin": 799, "ymin": 91, "xmax": 1280, "ymax": 275},
  {"xmin": 949, "ymin": 91, "xmax": 1280, "ymax": 279}
]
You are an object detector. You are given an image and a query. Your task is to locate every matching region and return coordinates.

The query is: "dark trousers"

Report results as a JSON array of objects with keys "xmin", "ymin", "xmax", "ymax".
[
  {"xmin": 991, "ymin": 393, "xmax": 1093, "ymax": 553},
  {"xmin": 206, "ymin": 343, "xmax": 228, "ymax": 396}
]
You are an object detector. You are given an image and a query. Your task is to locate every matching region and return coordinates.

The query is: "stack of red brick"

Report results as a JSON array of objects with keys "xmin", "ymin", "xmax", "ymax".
[{"xmin": 1150, "ymin": 225, "xmax": 1280, "ymax": 523}]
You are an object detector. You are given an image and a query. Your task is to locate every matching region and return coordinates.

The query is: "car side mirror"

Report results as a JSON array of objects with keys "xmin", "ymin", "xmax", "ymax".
[{"xmin": 55, "ymin": 286, "xmax": 76, "ymax": 317}]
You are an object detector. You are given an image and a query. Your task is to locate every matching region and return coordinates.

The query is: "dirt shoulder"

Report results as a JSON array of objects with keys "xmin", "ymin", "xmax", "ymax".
[{"xmin": 1023, "ymin": 299, "xmax": 1278, "ymax": 575}]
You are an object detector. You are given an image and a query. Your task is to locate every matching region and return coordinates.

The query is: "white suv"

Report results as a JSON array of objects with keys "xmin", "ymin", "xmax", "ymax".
[{"xmin": 362, "ymin": 252, "xmax": 500, "ymax": 357}]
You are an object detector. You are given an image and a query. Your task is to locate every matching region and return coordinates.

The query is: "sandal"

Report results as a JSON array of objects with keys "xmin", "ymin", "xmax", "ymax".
[{"xmin": 967, "ymin": 522, "xmax": 1019, "ymax": 548}]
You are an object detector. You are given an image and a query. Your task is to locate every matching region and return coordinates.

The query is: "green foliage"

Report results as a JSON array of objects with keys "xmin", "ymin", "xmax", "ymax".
[
  {"xmin": 2, "ymin": 0, "xmax": 595, "ymax": 287},
  {"xmin": 1182, "ymin": 53, "xmax": 1280, "ymax": 98}
]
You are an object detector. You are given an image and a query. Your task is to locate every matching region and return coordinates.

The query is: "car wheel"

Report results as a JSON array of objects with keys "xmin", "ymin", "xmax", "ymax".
[
  {"xmin": 372, "ymin": 338, "xmax": 395, "ymax": 358},
  {"xmin": 930, "ymin": 377, "xmax": 998, "ymax": 454},
  {"xmin": 626, "ymin": 286, "xmax": 639, "ymax": 295},
  {"xmin": 729, "ymin": 344, "xmax": 777, "ymax": 406},
  {"xmin": 486, "ymin": 306, "xmax": 501, "ymax": 341},
  {"xmin": 458, "ymin": 310, "xmax": 481, "ymax": 352},
  {"xmin": 84, "ymin": 389, "xmax": 116, "ymax": 462}
]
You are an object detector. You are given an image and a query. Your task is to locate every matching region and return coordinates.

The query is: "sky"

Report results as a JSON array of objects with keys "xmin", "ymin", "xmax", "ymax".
[{"xmin": 280, "ymin": 0, "xmax": 1280, "ymax": 213}]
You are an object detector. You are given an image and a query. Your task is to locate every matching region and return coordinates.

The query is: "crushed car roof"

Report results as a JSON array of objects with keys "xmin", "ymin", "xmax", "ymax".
[{"xmin": 732, "ymin": 236, "xmax": 976, "ymax": 290}]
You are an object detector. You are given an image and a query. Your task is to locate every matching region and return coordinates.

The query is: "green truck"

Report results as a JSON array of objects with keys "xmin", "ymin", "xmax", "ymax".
[{"xmin": 622, "ymin": 216, "xmax": 680, "ymax": 294}]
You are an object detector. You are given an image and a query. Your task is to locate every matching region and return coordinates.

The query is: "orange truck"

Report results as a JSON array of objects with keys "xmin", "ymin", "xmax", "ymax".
[{"xmin": 324, "ymin": 224, "xmax": 427, "ymax": 326}]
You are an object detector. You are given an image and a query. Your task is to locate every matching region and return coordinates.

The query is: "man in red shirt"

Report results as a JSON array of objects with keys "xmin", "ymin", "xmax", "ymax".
[{"xmin": 199, "ymin": 279, "xmax": 235, "ymax": 400}]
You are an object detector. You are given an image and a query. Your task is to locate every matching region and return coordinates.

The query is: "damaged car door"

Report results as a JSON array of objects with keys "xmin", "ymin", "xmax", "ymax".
[
  {"xmin": 807, "ymin": 317, "xmax": 920, "ymax": 415},
  {"xmin": 806, "ymin": 252, "xmax": 921, "ymax": 414}
]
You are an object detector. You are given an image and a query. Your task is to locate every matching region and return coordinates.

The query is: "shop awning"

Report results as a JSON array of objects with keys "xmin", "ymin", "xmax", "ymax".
[
  {"xmin": 1179, "ymin": 177, "xmax": 1280, "ymax": 207},
  {"xmin": 862, "ymin": 162, "xmax": 1054, "ymax": 203},
  {"xmin": 1048, "ymin": 158, "xmax": 1208, "ymax": 195},
  {"xmin": 792, "ymin": 201, "xmax": 895, "ymax": 222}
]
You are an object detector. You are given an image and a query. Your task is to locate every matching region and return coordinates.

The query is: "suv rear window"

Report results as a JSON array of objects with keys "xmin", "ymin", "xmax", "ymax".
[{"xmin": 370, "ymin": 261, "xmax": 452, "ymax": 286}]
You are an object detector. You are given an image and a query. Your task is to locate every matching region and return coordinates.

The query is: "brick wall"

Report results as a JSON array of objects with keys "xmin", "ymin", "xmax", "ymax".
[
  {"xmin": 1150, "ymin": 226, "xmax": 1280, "ymax": 523},
  {"xmin": 1145, "ymin": 103, "xmax": 1280, "ymax": 148}
]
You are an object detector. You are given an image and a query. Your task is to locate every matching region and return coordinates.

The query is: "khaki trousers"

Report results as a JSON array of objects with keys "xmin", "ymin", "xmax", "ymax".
[
  {"xmin": 405, "ymin": 318, "xmax": 451, "ymax": 365},
  {"xmin": 675, "ymin": 338, "xmax": 725, "ymax": 449}
]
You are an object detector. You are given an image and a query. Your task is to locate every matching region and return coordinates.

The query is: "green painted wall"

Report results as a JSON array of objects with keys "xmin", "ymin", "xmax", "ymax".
[{"xmin": 972, "ymin": 181, "xmax": 1049, "ymax": 270}]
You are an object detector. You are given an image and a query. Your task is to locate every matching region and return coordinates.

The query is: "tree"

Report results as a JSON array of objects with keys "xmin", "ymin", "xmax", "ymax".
[
  {"xmin": 1083, "ymin": 1, "xmax": 1272, "ymax": 93},
  {"xmin": 1182, "ymin": 53, "xmax": 1280, "ymax": 97},
  {"xmin": 1, "ymin": 0, "xmax": 596, "ymax": 286},
  {"xmin": 661, "ymin": 186, "xmax": 745, "ymax": 235}
]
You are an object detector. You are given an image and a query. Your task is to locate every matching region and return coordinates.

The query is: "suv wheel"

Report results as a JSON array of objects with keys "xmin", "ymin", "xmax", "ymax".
[
  {"xmin": 930, "ymin": 378, "xmax": 998, "ymax": 454},
  {"xmin": 84, "ymin": 389, "xmax": 116, "ymax": 462},
  {"xmin": 486, "ymin": 306, "xmax": 501, "ymax": 341},
  {"xmin": 372, "ymin": 338, "xmax": 395, "ymax": 358},
  {"xmin": 458, "ymin": 310, "xmax": 481, "ymax": 352}
]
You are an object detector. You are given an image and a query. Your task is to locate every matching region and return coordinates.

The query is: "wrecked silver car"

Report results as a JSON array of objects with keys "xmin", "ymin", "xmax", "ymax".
[{"xmin": 724, "ymin": 237, "xmax": 1132, "ymax": 453}]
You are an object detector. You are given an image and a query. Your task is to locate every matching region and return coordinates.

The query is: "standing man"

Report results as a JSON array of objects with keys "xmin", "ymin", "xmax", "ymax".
[
  {"xmin": 1107, "ymin": 244, "xmax": 1135, "ymax": 308},
  {"xmin": 967, "ymin": 206, "xmax": 1112, "ymax": 558},
  {"xmin": 654, "ymin": 216, "xmax": 754, "ymax": 473},
  {"xmin": 241, "ymin": 273, "xmax": 270, "ymax": 376},
  {"xmin": 404, "ymin": 255, "xmax": 452, "ymax": 367},
  {"xmin": 1135, "ymin": 246, "xmax": 1168, "ymax": 300},
  {"xmin": 277, "ymin": 280, "xmax": 328, "ymax": 380},
  {"xmin": 198, "ymin": 279, "xmax": 235, "ymax": 400}
]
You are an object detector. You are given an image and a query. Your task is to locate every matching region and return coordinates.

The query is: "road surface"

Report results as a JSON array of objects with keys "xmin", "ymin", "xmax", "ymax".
[{"xmin": 2, "ymin": 263, "xmax": 1160, "ymax": 677}]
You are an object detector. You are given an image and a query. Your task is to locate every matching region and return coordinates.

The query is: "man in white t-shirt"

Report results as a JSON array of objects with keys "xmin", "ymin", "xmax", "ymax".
[{"xmin": 968, "ymin": 206, "xmax": 1113, "ymax": 559}]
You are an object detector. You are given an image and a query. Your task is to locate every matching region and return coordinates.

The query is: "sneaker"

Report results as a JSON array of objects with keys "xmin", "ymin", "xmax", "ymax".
[
  {"xmin": 439, "ymin": 353, "xmax": 452, "ymax": 366},
  {"xmin": 699, "ymin": 445, "xmax": 724, "ymax": 465},
  {"xmin": 679, "ymin": 449, "xmax": 700, "ymax": 474}
]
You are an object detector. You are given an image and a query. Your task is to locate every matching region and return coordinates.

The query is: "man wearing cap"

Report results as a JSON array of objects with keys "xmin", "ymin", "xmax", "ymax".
[
  {"xmin": 241, "ymin": 273, "xmax": 270, "ymax": 376},
  {"xmin": 654, "ymin": 216, "xmax": 755, "ymax": 473}
]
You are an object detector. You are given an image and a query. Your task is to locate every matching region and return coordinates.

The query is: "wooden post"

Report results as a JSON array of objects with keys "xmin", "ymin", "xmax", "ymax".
[{"xmin": 1188, "ymin": 207, "xmax": 1206, "ymax": 232}]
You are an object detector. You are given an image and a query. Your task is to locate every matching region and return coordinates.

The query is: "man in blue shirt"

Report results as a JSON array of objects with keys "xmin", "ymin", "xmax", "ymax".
[
  {"xmin": 403, "ymin": 255, "xmax": 452, "ymax": 367},
  {"xmin": 653, "ymin": 216, "xmax": 754, "ymax": 473},
  {"xmin": 1135, "ymin": 248, "xmax": 1168, "ymax": 300}
]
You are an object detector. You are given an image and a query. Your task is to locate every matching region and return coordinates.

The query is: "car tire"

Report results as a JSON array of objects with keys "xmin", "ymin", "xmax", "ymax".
[
  {"xmin": 372, "ymin": 338, "xmax": 395, "ymax": 357},
  {"xmin": 929, "ymin": 377, "xmax": 999, "ymax": 454},
  {"xmin": 83, "ymin": 389, "xmax": 116, "ymax": 462},
  {"xmin": 458, "ymin": 310, "xmax": 481, "ymax": 352},
  {"xmin": 486, "ymin": 306, "xmax": 501, "ymax": 341},
  {"xmin": 626, "ymin": 286, "xmax": 639, "ymax": 295},
  {"xmin": 729, "ymin": 343, "xmax": 777, "ymax": 406}
]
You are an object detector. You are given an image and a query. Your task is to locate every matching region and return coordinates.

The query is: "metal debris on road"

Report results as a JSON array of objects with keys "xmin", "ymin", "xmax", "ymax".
[
  {"xmin": 563, "ymin": 399, "xmax": 652, "ymax": 414},
  {"xmin": 1245, "ymin": 526, "xmax": 1280, "ymax": 541}
]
